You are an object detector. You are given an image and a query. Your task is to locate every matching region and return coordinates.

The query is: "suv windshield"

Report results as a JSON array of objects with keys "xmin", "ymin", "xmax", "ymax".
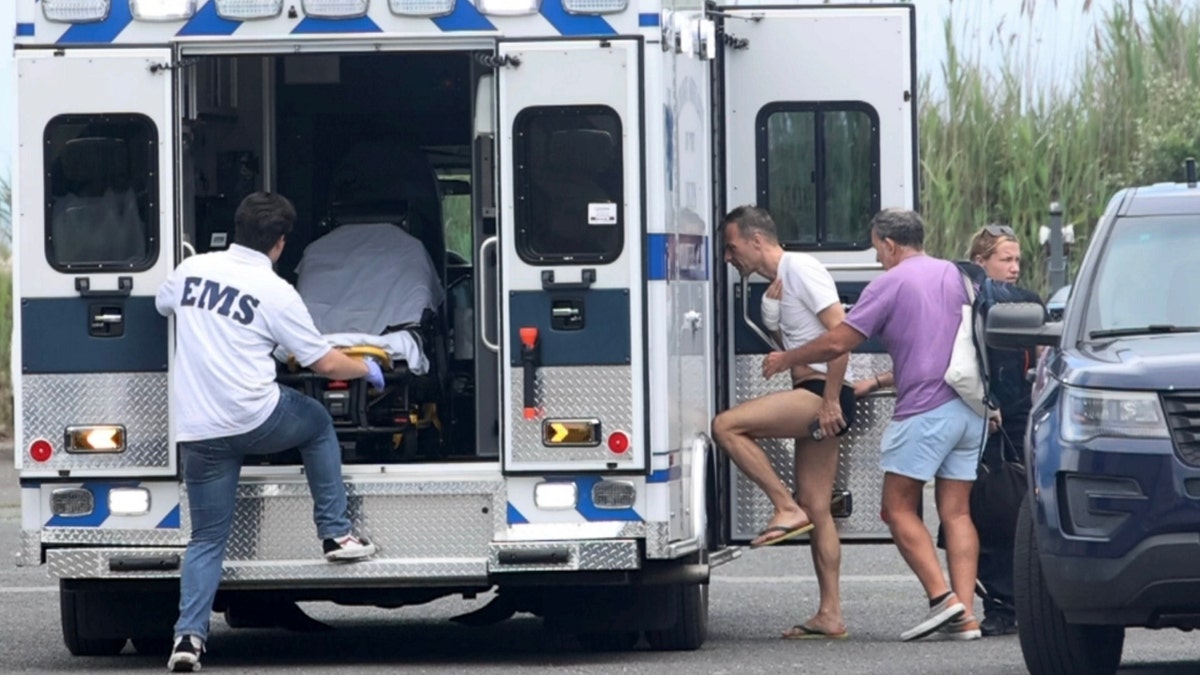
[{"xmin": 1084, "ymin": 214, "xmax": 1200, "ymax": 337}]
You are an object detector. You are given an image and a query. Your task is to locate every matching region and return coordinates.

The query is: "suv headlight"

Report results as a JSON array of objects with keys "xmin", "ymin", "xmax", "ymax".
[{"xmin": 1061, "ymin": 387, "xmax": 1170, "ymax": 443}]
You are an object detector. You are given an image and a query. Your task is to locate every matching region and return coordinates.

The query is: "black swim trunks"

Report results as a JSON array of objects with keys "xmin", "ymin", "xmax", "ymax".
[{"xmin": 792, "ymin": 379, "xmax": 857, "ymax": 437}]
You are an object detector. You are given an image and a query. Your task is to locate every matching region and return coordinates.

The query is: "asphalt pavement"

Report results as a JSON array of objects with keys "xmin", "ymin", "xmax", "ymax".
[{"xmin": 1, "ymin": 449, "xmax": 1197, "ymax": 674}]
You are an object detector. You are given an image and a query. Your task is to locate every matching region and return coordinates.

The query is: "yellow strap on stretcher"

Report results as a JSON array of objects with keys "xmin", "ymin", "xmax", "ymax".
[
  {"xmin": 285, "ymin": 345, "xmax": 393, "ymax": 372},
  {"xmin": 339, "ymin": 345, "xmax": 393, "ymax": 371}
]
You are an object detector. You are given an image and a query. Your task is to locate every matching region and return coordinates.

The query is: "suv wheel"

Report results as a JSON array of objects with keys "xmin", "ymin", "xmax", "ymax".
[{"xmin": 1014, "ymin": 498, "xmax": 1125, "ymax": 675}]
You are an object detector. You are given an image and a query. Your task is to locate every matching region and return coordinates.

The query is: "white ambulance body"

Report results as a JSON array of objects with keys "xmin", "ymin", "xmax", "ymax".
[{"xmin": 11, "ymin": 0, "xmax": 915, "ymax": 654}]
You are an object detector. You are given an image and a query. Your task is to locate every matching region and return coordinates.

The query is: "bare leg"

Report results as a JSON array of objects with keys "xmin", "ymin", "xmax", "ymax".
[
  {"xmin": 882, "ymin": 472, "xmax": 950, "ymax": 599},
  {"xmin": 936, "ymin": 477, "xmax": 978, "ymax": 613},
  {"xmin": 789, "ymin": 433, "xmax": 845, "ymax": 635},
  {"xmin": 712, "ymin": 388, "xmax": 823, "ymax": 545}
]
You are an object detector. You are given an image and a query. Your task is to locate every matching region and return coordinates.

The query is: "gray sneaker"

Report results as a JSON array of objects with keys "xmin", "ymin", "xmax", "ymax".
[
  {"xmin": 943, "ymin": 615, "xmax": 983, "ymax": 641},
  {"xmin": 900, "ymin": 592, "xmax": 966, "ymax": 641}
]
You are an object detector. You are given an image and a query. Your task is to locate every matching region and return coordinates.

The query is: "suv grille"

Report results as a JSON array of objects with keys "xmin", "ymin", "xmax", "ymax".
[{"xmin": 1162, "ymin": 392, "xmax": 1200, "ymax": 466}]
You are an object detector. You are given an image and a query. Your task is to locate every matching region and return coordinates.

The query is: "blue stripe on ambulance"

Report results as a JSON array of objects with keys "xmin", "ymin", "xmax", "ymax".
[
  {"xmin": 293, "ymin": 16, "xmax": 384, "ymax": 33},
  {"xmin": 157, "ymin": 504, "xmax": 181, "ymax": 529},
  {"xmin": 433, "ymin": 2, "xmax": 497, "ymax": 32},
  {"xmin": 539, "ymin": 0, "xmax": 615, "ymax": 36},
  {"xmin": 177, "ymin": 1, "xmax": 242, "ymax": 37},
  {"xmin": 637, "ymin": 13, "xmax": 659, "ymax": 27},
  {"xmin": 646, "ymin": 233, "xmax": 710, "ymax": 281},
  {"xmin": 16, "ymin": 23, "xmax": 35, "ymax": 37},
  {"xmin": 57, "ymin": 0, "xmax": 132, "ymax": 44},
  {"xmin": 507, "ymin": 502, "xmax": 530, "ymax": 525},
  {"xmin": 647, "ymin": 464, "xmax": 681, "ymax": 483},
  {"xmin": 647, "ymin": 233, "xmax": 668, "ymax": 280}
]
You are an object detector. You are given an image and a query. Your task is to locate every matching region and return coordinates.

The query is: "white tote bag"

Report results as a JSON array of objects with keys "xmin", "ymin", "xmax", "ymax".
[{"xmin": 943, "ymin": 273, "xmax": 989, "ymax": 417}]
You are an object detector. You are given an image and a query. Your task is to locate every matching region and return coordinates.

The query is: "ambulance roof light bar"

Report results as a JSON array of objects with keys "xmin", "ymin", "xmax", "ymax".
[
  {"xmin": 389, "ymin": 0, "xmax": 456, "ymax": 17},
  {"xmin": 476, "ymin": 0, "xmax": 540, "ymax": 17},
  {"xmin": 215, "ymin": 0, "xmax": 285, "ymax": 20},
  {"xmin": 130, "ymin": 0, "xmax": 198, "ymax": 21},
  {"xmin": 302, "ymin": 0, "xmax": 370, "ymax": 18},
  {"xmin": 563, "ymin": 0, "xmax": 627, "ymax": 15},
  {"xmin": 42, "ymin": 0, "xmax": 111, "ymax": 23}
]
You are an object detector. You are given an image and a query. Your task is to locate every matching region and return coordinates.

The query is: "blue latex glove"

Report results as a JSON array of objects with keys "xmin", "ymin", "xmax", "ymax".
[{"xmin": 363, "ymin": 358, "xmax": 385, "ymax": 391}]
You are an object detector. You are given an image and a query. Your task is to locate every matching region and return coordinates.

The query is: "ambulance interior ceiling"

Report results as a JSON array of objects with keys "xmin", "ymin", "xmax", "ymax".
[
  {"xmin": 190, "ymin": 52, "xmax": 474, "ymax": 278},
  {"xmin": 276, "ymin": 52, "xmax": 473, "ymax": 277}
]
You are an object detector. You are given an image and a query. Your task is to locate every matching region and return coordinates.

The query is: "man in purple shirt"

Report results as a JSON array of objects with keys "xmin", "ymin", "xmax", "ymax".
[{"xmin": 762, "ymin": 208, "xmax": 985, "ymax": 642}]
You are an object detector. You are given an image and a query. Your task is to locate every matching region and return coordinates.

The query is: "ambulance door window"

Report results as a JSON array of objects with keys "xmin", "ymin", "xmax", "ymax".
[
  {"xmin": 43, "ymin": 114, "xmax": 158, "ymax": 271},
  {"xmin": 758, "ymin": 103, "xmax": 879, "ymax": 249},
  {"xmin": 761, "ymin": 110, "xmax": 817, "ymax": 244},
  {"xmin": 513, "ymin": 105, "xmax": 624, "ymax": 264}
]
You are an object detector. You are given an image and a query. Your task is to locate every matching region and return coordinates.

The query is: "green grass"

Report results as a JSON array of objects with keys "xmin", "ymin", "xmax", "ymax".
[{"xmin": 918, "ymin": 0, "xmax": 1200, "ymax": 295}]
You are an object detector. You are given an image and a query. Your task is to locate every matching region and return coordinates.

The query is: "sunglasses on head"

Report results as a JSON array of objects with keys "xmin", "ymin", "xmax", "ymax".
[{"xmin": 984, "ymin": 224, "xmax": 1016, "ymax": 237}]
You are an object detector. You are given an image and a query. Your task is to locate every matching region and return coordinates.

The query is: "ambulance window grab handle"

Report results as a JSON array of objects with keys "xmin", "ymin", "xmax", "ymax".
[
  {"xmin": 739, "ymin": 276, "xmax": 781, "ymax": 352},
  {"xmin": 76, "ymin": 276, "xmax": 133, "ymax": 299},
  {"xmin": 479, "ymin": 236, "xmax": 499, "ymax": 353}
]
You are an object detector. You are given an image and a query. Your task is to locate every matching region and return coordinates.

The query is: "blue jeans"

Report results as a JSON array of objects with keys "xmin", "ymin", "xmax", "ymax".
[{"xmin": 174, "ymin": 386, "xmax": 352, "ymax": 642}]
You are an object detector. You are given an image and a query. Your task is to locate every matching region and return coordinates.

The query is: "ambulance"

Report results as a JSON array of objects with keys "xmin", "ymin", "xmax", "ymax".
[{"xmin": 10, "ymin": 0, "xmax": 916, "ymax": 655}]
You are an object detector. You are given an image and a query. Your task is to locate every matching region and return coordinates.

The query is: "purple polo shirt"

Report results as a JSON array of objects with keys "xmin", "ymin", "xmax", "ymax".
[{"xmin": 843, "ymin": 255, "xmax": 967, "ymax": 420}]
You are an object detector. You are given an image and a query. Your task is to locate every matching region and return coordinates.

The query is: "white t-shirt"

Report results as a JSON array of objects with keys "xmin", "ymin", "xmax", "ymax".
[
  {"xmin": 156, "ymin": 245, "xmax": 332, "ymax": 441},
  {"xmin": 767, "ymin": 251, "xmax": 852, "ymax": 378}
]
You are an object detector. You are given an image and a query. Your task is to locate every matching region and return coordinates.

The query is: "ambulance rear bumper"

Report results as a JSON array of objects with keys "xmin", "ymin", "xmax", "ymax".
[{"xmin": 43, "ymin": 539, "xmax": 647, "ymax": 586}]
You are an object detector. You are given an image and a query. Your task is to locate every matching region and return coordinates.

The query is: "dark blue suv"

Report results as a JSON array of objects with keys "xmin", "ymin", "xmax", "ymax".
[{"xmin": 987, "ymin": 178, "xmax": 1200, "ymax": 675}]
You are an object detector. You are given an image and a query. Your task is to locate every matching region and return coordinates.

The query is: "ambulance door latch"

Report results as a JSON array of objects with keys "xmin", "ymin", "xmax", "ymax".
[{"xmin": 89, "ymin": 305, "xmax": 125, "ymax": 338}]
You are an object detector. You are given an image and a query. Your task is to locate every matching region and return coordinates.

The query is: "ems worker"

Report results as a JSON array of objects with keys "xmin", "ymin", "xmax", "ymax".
[{"xmin": 158, "ymin": 192, "xmax": 383, "ymax": 673}]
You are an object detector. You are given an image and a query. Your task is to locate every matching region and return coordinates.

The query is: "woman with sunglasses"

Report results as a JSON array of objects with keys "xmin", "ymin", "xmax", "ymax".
[{"xmin": 960, "ymin": 223, "xmax": 1039, "ymax": 637}]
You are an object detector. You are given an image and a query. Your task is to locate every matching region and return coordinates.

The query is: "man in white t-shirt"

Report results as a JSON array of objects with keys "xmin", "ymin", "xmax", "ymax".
[
  {"xmin": 711, "ymin": 205, "xmax": 855, "ymax": 640},
  {"xmin": 156, "ymin": 192, "xmax": 384, "ymax": 672}
]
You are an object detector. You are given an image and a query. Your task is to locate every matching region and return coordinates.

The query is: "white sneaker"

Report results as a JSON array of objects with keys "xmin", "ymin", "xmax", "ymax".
[
  {"xmin": 900, "ymin": 592, "xmax": 966, "ymax": 641},
  {"xmin": 167, "ymin": 634, "xmax": 203, "ymax": 672},
  {"xmin": 322, "ymin": 533, "xmax": 378, "ymax": 562}
]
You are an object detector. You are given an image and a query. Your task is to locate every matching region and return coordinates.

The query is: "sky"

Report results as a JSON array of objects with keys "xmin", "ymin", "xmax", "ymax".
[{"xmin": 0, "ymin": 0, "xmax": 1126, "ymax": 183}]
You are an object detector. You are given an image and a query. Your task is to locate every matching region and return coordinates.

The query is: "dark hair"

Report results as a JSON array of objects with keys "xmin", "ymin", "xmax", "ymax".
[
  {"xmin": 722, "ymin": 205, "xmax": 779, "ymax": 243},
  {"xmin": 870, "ymin": 208, "xmax": 925, "ymax": 250},
  {"xmin": 234, "ymin": 192, "xmax": 296, "ymax": 254}
]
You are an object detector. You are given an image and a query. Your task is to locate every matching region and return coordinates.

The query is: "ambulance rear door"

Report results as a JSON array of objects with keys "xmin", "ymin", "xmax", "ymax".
[
  {"xmin": 717, "ymin": 4, "xmax": 917, "ymax": 541},
  {"xmin": 16, "ymin": 49, "xmax": 177, "ymax": 479},
  {"xmin": 493, "ymin": 39, "xmax": 648, "ymax": 475}
]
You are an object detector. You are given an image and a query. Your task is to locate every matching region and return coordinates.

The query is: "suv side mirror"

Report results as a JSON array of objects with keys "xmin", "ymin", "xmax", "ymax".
[{"xmin": 986, "ymin": 303, "xmax": 1063, "ymax": 349}]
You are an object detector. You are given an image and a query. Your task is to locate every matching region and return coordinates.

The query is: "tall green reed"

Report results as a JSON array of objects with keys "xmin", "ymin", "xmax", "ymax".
[{"xmin": 919, "ymin": 0, "xmax": 1200, "ymax": 295}]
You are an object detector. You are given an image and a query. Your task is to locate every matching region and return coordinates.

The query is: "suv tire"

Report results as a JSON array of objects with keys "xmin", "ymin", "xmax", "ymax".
[{"xmin": 1015, "ymin": 498, "xmax": 1125, "ymax": 675}]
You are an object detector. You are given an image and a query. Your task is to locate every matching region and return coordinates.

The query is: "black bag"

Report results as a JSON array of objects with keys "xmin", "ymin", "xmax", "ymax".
[{"xmin": 970, "ymin": 429, "xmax": 1027, "ymax": 549}]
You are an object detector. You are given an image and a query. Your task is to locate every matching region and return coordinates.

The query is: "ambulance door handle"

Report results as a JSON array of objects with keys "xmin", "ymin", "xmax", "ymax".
[
  {"xmin": 541, "ymin": 269, "xmax": 595, "ymax": 291},
  {"xmin": 739, "ymin": 276, "xmax": 781, "ymax": 351},
  {"xmin": 76, "ymin": 276, "xmax": 133, "ymax": 299},
  {"xmin": 479, "ymin": 236, "xmax": 499, "ymax": 353}
]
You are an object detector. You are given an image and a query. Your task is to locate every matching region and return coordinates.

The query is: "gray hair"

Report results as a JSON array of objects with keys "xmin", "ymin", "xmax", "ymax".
[
  {"xmin": 722, "ymin": 205, "xmax": 779, "ymax": 243},
  {"xmin": 870, "ymin": 208, "xmax": 925, "ymax": 250}
]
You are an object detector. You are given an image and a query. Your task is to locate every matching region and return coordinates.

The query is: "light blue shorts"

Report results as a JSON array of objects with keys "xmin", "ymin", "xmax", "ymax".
[{"xmin": 880, "ymin": 397, "xmax": 986, "ymax": 482}]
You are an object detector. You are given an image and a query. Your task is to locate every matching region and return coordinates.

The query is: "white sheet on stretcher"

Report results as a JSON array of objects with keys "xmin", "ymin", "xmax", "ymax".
[{"xmin": 274, "ymin": 331, "xmax": 428, "ymax": 375}]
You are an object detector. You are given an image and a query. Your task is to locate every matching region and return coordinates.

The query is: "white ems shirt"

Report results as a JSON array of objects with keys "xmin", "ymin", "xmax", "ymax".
[
  {"xmin": 772, "ymin": 251, "xmax": 852, "ymax": 378},
  {"xmin": 156, "ymin": 244, "xmax": 332, "ymax": 441}
]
